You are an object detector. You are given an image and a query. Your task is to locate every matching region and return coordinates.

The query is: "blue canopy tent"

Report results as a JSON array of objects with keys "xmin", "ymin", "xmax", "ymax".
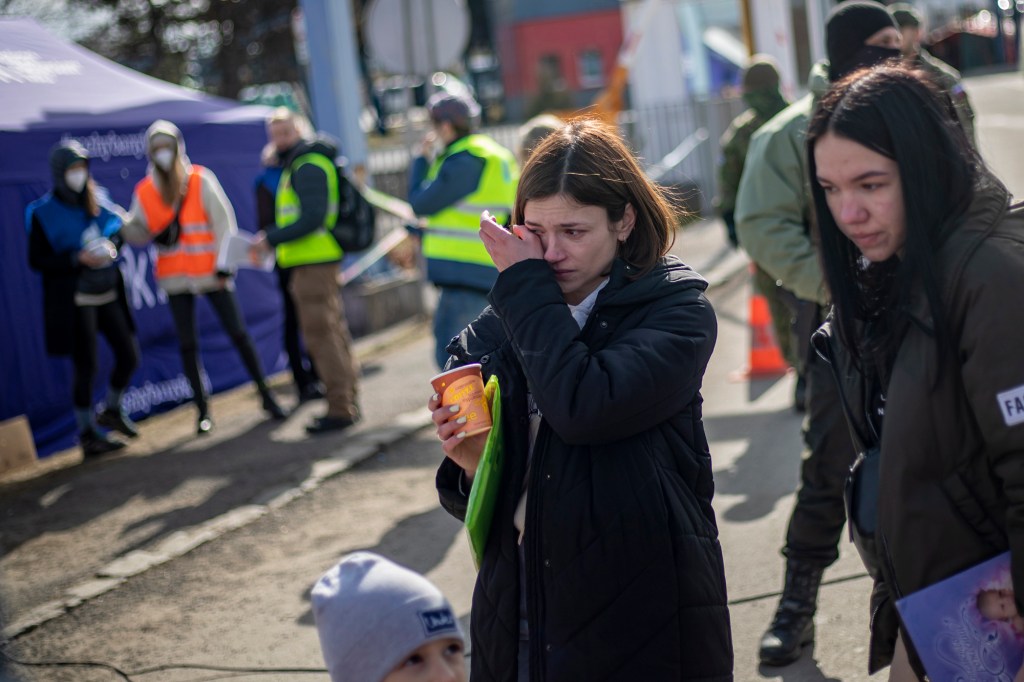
[{"xmin": 0, "ymin": 18, "xmax": 286, "ymax": 457}]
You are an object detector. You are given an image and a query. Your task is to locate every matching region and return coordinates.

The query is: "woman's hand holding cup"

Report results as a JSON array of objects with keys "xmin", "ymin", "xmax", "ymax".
[
  {"xmin": 429, "ymin": 363, "xmax": 493, "ymax": 483},
  {"xmin": 428, "ymin": 391, "xmax": 487, "ymax": 482}
]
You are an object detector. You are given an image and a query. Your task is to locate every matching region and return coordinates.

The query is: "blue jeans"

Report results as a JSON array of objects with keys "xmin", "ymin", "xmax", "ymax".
[{"xmin": 432, "ymin": 287, "xmax": 490, "ymax": 369}]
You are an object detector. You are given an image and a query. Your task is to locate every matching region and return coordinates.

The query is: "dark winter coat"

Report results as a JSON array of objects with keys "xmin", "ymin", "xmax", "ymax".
[
  {"xmin": 27, "ymin": 203, "xmax": 133, "ymax": 357},
  {"xmin": 817, "ymin": 179, "xmax": 1024, "ymax": 673},
  {"xmin": 436, "ymin": 255, "xmax": 733, "ymax": 681}
]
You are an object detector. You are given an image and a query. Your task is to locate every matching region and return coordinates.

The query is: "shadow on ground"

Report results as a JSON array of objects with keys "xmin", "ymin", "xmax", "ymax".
[
  {"xmin": 757, "ymin": 644, "xmax": 842, "ymax": 682},
  {"xmin": 705, "ymin": 405, "xmax": 804, "ymax": 523}
]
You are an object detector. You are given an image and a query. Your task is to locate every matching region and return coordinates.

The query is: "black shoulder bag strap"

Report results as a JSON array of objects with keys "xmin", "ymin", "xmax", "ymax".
[
  {"xmin": 812, "ymin": 320, "xmax": 882, "ymax": 538},
  {"xmin": 153, "ymin": 179, "xmax": 188, "ymax": 247}
]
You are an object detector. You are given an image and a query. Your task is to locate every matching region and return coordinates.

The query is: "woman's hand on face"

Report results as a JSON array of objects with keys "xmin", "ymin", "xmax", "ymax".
[
  {"xmin": 478, "ymin": 211, "xmax": 543, "ymax": 272},
  {"xmin": 428, "ymin": 392, "xmax": 486, "ymax": 481}
]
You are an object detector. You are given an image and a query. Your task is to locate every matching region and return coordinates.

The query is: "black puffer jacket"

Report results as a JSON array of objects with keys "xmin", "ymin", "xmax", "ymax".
[{"xmin": 437, "ymin": 256, "xmax": 733, "ymax": 681}]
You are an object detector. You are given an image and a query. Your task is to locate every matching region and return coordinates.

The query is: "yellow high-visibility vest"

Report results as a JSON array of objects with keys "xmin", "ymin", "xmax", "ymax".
[
  {"xmin": 422, "ymin": 134, "xmax": 519, "ymax": 269},
  {"xmin": 275, "ymin": 153, "xmax": 342, "ymax": 268}
]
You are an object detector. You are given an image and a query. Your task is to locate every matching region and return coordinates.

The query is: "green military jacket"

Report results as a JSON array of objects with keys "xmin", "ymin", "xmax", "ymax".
[
  {"xmin": 734, "ymin": 62, "xmax": 831, "ymax": 305},
  {"xmin": 913, "ymin": 48, "xmax": 976, "ymax": 146},
  {"xmin": 718, "ymin": 90, "xmax": 789, "ymax": 216}
]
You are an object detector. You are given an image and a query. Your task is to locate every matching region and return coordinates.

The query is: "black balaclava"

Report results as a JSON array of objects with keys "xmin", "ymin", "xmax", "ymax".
[
  {"xmin": 49, "ymin": 140, "xmax": 90, "ymax": 206},
  {"xmin": 826, "ymin": 0, "xmax": 900, "ymax": 82}
]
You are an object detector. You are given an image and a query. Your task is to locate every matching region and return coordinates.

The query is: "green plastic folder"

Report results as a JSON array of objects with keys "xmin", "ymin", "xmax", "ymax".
[{"xmin": 465, "ymin": 375, "xmax": 504, "ymax": 570}]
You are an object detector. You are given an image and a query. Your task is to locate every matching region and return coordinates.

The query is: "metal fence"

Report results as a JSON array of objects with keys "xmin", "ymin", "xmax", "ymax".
[
  {"xmin": 619, "ymin": 97, "xmax": 747, "ymax": 215},
  {"xmin": 365, "ymin": 95, "xmax": 748, "ymax": 232}
]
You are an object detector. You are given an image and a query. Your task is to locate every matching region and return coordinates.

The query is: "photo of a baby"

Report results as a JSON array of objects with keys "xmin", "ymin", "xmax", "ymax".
[
  {"xmin": 897, "ymin": 552, "xmax": 1024, "ymax": 680},
  {"xmin": 977, "ymin": 587, "xmax": 1024, "ymax": 635}
]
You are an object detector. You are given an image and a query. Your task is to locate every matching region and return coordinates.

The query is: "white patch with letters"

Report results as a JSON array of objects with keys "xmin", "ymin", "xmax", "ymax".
[
  {"xmin": 418, "ymin": 607, "xmax": 457, "ymax": 636},
  {"xmin": 997, "ymin": 384, "xmax": 1024, "ymax": 426}
]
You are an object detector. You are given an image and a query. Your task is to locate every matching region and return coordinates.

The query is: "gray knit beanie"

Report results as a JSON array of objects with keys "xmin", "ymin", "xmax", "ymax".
[{"xmin": 312, "ymin": 552, "xmax": 465, "ymax": 682}]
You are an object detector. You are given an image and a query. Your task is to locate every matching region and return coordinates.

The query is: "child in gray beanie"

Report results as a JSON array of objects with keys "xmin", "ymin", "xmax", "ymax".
[{"xmin": 311, "ymin": 552, "xmax": 467, "ymax": 682}]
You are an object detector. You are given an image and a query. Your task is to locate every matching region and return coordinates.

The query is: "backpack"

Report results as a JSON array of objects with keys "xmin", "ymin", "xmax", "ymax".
[{"xmin": 332, "ymin": 164, "xmax": 376, "ymax": 252}]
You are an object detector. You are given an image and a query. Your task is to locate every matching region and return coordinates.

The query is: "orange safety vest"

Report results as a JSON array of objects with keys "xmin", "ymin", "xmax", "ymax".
[{"xmin": 135, "ymin": 167, "xmax": 217, "ymax": 281}]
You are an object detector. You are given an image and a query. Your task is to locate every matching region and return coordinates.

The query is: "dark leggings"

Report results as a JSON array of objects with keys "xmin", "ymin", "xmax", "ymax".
[
  {"xmin": 71, "ymin": 301, "xmax": 140, "ymax": 409},
  {"xmin": 167, "ymin": 289, "xmax": 268, "ymax": 412},
  {"xmin": 276, "ymin": 266, "xmax": 318, "ymax": 391}
]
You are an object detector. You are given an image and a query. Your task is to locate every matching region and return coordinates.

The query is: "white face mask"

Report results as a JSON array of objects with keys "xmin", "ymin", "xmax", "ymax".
[
  {"xmin": 153, "ymin": 148, "xmax": 175, "ymax": 171},
  {"xmin": 65, "ymin": 168, "xmax": 88, "ymax": 193}
]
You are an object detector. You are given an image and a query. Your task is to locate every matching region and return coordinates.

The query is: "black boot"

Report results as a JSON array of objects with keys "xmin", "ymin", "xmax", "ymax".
[
  {"xmin": 759, "ymin": 560, "xmax": 824, "ymax": 666},
  {"xmin": 97, "ymin": 407, "xmax": 139, "ymax": 438},
  {"xmin": 259, "ymin": 386, "xmax": 287, "ymax": 421},
  {"xmin": 80, "ymin": 429, "xmax": 126, "ymax": 458}
]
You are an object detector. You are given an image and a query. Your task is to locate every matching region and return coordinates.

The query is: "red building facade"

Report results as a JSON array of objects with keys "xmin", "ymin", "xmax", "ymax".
[{"xmin": 497, "ymin": 8, "xmax": 623, "ymax": 119}]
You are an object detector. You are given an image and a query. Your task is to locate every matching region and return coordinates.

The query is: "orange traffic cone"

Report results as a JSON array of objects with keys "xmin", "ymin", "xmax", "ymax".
[
  {"xmin": 730, "ymin": 273, "xmax": 791, "ymax": 382},
  {"xmin": 746, "ymin": 292, "xmax": 790, "ymax": 378}
]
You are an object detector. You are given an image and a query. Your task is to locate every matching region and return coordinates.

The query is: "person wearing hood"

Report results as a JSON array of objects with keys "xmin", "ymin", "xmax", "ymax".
[
  {"xmin": 717, "ymin": 56, "xmax": 800, "ymax": 395},
  {"xmin": 26, "ymin": 141, "xmax": 140, "ymax": 458},
  {"xmin": 430, "ymin": 119, "xmax": 732, "ymax": 681},
  {"xmin": 718, "ymin": 56, "xmax": 789, "ymax": 249},
  {"xmin": 122, "ymin": 120, "xmax": 286, "ymax": 435},
  {"xmin": 249, "ymin": 108, "xmax": 360, "ymax": 435},
  {"xmin": 734, "ymin": 0, "xmax": 902, "ymax": 667}
]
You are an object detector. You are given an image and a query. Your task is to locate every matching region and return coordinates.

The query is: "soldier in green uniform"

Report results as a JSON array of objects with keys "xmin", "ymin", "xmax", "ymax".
[
  {"xmin": 717, "ymin": 57, "xmax": 801, "ymax": 402},
  {"xmin": 891, "ymin": 3, "xmax": 976, "ymax": 145},
  {"xmin": 718, "ymin": 57, "xmax": 790, "ymax": 248}
]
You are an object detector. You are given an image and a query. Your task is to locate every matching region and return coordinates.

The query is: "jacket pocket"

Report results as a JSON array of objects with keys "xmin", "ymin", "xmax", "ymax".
[{"xmin": 651, "ymin": 455, "xmax": 718, "ymax": 539}]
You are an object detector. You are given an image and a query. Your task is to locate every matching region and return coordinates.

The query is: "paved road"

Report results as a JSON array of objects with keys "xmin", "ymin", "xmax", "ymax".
[{"xmin": 969, "ymin": 71, "xmax": 1024, "ymax": 199}]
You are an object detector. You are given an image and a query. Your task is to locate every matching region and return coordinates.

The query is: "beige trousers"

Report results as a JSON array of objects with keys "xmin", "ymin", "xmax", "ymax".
[{"xmin": 288, "ymin": 262, "xmax": 359, "ymax": 419}]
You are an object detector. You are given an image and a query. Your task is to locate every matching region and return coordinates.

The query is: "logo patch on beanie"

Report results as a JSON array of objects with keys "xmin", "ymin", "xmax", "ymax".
[{"xmin": 419, "ymin": 607, "xmax": 457, "ymax": 635}]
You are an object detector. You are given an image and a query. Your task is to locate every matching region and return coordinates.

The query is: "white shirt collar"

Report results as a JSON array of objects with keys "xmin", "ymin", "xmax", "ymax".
[{"xmin": 567, "ymin": 278, "xmax": 609, "ymax": 329}]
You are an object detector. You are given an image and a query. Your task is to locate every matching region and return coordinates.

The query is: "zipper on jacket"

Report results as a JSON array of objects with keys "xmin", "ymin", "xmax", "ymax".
[{"xmin": 879, "ymin": 532, "xmax": 904, "ymax": 600}]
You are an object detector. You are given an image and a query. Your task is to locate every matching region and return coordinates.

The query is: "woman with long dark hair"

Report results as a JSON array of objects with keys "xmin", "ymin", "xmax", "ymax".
[
  {"xmin": 807, "ymin": 65, "xmax": 1024, "ymax": 679},
  {"xmin": 428, "ymin": 119, "xmax": 733, "ymax": 681}
]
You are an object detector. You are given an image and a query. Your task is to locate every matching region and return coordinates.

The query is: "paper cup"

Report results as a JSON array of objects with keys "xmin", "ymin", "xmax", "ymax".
[{"xmin": 430, "ymin": 363, "xmax": 492, "ymax": 437}]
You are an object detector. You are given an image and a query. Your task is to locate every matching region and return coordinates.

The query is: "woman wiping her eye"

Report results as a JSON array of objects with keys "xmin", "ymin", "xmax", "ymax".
[{"xmin": 429, "ymin": 119, "xmax": 733, "ymax": 681}]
